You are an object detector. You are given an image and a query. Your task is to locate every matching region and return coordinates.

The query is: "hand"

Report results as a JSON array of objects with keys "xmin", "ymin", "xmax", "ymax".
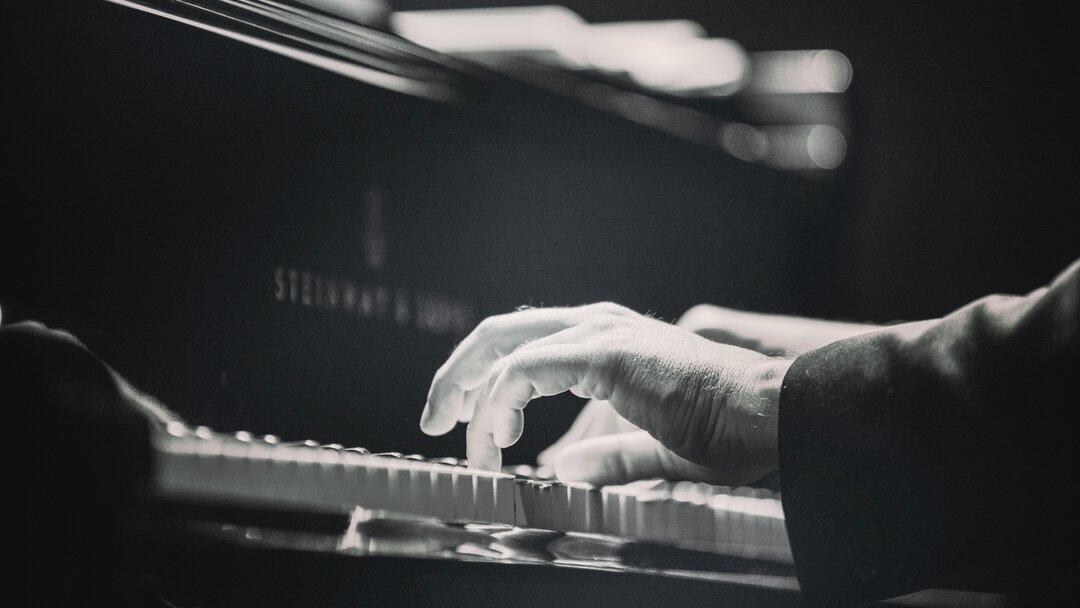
[
  {"xmin": 537, "ymin": 305, "xmax": 881, "ymax": 469},
  {"xmin": 0, "ymin": 320, "xmax": 180, "ymax": 427},
  {"xmin": 420, "ymin": 303, "xmax": 793, "ymax": 486}
]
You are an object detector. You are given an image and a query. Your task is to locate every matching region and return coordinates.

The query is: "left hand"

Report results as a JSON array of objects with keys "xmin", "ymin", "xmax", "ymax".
[{"xmin": 420, "ymin": 303, "xmax": 793, "ymax": 486}]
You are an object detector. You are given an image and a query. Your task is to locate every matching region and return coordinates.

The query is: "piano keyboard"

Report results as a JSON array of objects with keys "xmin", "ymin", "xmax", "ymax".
[{"xmin": 153, "ymin": 423, "xmax": 792, "ymax": 562}]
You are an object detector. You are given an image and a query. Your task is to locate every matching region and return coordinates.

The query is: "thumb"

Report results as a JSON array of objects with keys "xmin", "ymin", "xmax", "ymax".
[{"xmin": 553, "ymin": 431, "xmax": 723, "ymax": 486}]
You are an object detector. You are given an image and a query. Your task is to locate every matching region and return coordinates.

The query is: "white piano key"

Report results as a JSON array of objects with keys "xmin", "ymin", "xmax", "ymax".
[
  {"xmin": 529, "ymin": 482, "xmax": 554, "ymax": 530},
  {"xmin": 513, "ymin": 478, "xmax": 532, "ymax": 527},
  {"xmin": 431, "ymin": 466, "xmax": 456, "ymax": 521},
  {"xmin": 582, "ymin": 484, "xmax": 604, "ymax": 533},
  {"xmin": 473, "ymin": 470, "xmax": 497, "ymax": 523},
  {"xmin": 452, "ymin": 468, "xmax": 475, "ymax": 522},
  {"xmin": 315, "ymin": 446, "xmax": 350, "ymax": 508},
  {"xmin": 727, "ymin": 495, "xmax": 752, "ymax": 557},
  {"xmin": 341, "ymin": 450, "xmax": 372, "ymax": 508},
  {"xmin": 688, "ymin": 483, "xmax": 715, "ymax": 549},
  {"xmin": 387, "ymin": 460, "xmax": 415, "ymax": 514},
  {"xmin": 619, "ymin": 488, "xmax": 637, "ymax": 538},
  {"xmin": 565, "ymin": 482, "xmax": 594, "ymax": 533},
  {"xmin": 493, "ymin": 474, "xmax": 516, "ymax": 526},
  {"xmin": 601, "ymin": 486, "xmax": 622, "ymax": 536},
  {"xmin": 669, "ymin": 481, "xmax": 695, "ymax": 545},
  {"xmin": 408, "ymin": 463, "xmax": 434, "ymax": 517},
  {"xmin": 241, "ymin": 440, "xmax": 277, "ymax": 505},
  {"xmin": 368, "ymin": 459, "xmax": 391, "ymax": 511},
  {"xmin": 711, "ymin": 493, "xmax": 732, "ymax": 553},
  {"xmin": 549, "ymin": 482, "xmax": 570, "ymax": 532},
  {"xmin": 634, "ymin": 490, "xmax": 661, "ymax": 541}
]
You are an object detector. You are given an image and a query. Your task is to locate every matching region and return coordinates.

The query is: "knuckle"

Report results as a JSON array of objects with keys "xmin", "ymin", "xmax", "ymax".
[
  {"xmin": 473, "ymin": 316, "xmax": 502, "ymax": 340},
  {"xmin": 592, "ymin": 301, "xmax": 627, "ymax": 316},
  {"xmin": 502, "ymin": 351, "xmax": 531, "ymax": 376},
  {"xmin": 588, "ymin": 313, "xmax": 622, "ymax": 333}
]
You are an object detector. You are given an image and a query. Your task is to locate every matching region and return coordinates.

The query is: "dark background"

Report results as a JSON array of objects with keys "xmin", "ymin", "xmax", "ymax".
[
  {"xmin": 3, "ymin": 1, "xmax": 1076, "ymax": 462},
  {"xmin": 392, "ymin": 0, "xmax": 1077, "ymax": 321}
]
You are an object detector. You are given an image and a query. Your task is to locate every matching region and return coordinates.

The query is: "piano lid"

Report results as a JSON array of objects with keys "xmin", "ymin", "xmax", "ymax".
[{"xmin": 103, "ymin": 0, "xmax": 852, "ymax": 173}]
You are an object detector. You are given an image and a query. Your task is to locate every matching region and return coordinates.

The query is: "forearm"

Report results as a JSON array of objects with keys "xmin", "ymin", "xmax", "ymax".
[
  {"xmin": 678, "ymin": 304, "xmax": 880, "ymax": 355},
  {"xmin": 777, "ymin": 259, "xmax": 1080, "ymax": 605}
]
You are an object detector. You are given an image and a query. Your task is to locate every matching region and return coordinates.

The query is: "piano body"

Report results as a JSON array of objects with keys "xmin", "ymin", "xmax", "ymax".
[{"xmin": 7, "ymin": 2, "xmax": 998, "ymax": 606}]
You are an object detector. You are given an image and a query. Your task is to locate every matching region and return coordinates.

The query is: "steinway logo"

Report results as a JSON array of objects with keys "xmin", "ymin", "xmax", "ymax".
[
  {"xmin": 273, "ymin": 267, "xmax": 476, "ymax": 337},
  {"xmin": 271, "ymin": 185, "xmax": 476, "ymax": 336}
]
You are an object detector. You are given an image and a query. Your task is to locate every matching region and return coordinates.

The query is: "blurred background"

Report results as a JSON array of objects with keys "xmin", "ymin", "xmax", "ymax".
[{"xmin": 3, "ymin": 1, "xmax": 1075, "ymax": 463}]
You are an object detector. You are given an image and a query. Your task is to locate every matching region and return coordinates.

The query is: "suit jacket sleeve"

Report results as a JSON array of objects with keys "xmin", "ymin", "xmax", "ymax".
[{"xmin": 777, "ymin": 258, "xmax": 1080, "ymax": 606}]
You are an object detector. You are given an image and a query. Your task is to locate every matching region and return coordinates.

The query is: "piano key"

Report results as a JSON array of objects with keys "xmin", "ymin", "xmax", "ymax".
[
  {"xmin": 527, "ymin": 483, "xmax": 552, "ymax": 531},
  {"xmin": 565, "ymin": 482, "xmax": 594, "ymax": 533},
  {"xmin": 431, "ymin": 466, "xmax": 456, "ymax": 521},
  {"xmin": 493, "ymin": 474, "xmax": 516, "ymax": 526},
  {"xmin": 727, "ymin": 495, "xmax": 752, "ymax": 556},
  {"xmin": 152, "ymin": 430, "xmax": 794, "ymax": 561},
  {"xmin": 689, "ymin": 483, "xmax": 715, "ymax": 549},
  {"xmin": 549, "ymin": 481, "xmax": 570, "ymax": 532},
  {"xmin": 513, "ymin": 478, "xmax": 533, "ymax": 527},
  {"xmin": 473, "ymin": 470, "xmax": 497, "ymax": 523},
  {"xmin": 452, "ymin": 468, "xmax": 475, "ymax": 522},
  {"xmin": 408, "ymin": 463, "xmax": 433, "ymax": 517},
  {"xmin": 669, "ymin": 481, "xmax": 697, "ymax": 545},
  {"xmin": 619, "ymin": 487, "xmax": 638, "ymax": 537},
  {"xmin": 368, "ymin": 459, "xmax": 391, "ymax": 511},
  {"xmin": 600, "ymin": 486, "xmax": 621, "ymax": 536},
  {"xmin": 711, "ymin": 493, "xmax": 732, "ymax": 554},
  {"xmin": 341, "ymin": 449, "xmax": 372, "ymax": 508}
]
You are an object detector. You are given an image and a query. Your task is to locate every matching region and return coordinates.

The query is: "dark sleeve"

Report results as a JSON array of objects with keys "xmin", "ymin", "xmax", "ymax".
[
  {"xmin": 777, "ymin": 258, "xmax": 1080, "ymax": 606},
  {"xmin": 3, "ymin": 322, "xmax": 164, "ymax": 604}
]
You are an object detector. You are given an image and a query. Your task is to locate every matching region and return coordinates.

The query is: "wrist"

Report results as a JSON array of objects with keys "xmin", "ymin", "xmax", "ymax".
[{"xmin": 742, "ymin": 356, "xmax": 794, "ymax": 472}]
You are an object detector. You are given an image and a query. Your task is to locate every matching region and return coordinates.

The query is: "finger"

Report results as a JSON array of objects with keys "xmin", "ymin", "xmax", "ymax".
[
  {"xmin": 457, "ymin": 387, "xmax": 481, "ymax": 423},
  {"xmin": 466, "ymin": 373, "xmax": 502, "ymax": 471},
  {"xmin": 493, "ymin": 408, "xmax": 525, "ymax": 449},
  {"xmin": 422, "ymin": 305, "xmax": 605, "ymax": 435},
  {"xmin": 486, "ymin": 343, "xmax": 601, "ymax": 450},
  {"xmin": 554, "ymin": 431, "xmax": 723, "ymax": 486}
]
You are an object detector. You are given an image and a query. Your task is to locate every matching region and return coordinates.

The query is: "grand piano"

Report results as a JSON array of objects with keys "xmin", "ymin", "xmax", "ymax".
[{"xmin": 6, "ymin": 2, "xmax": 1012, "ymax": 606}]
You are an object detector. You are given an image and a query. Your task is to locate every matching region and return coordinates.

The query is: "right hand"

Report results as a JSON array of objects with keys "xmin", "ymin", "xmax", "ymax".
[
  {"xmin": 421, "ymin": 302, "xmax": 793, "ymax": 486},
  {"xmin": 537, "ymin": 305, "xmax": 879, "ymax": 471}
]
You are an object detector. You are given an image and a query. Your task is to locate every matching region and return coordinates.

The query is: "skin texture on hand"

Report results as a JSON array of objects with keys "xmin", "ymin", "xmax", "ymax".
[
  {"xmin": 536, "ymin": 305, "xmax": 881, "ymax": 479},
  {"xmin": 421, "ymin": 303, "xmax": 792, "ymax": 486}
]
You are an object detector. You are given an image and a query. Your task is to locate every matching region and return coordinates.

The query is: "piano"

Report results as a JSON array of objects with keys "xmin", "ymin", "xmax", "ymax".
[{"xmin": 5, "ymin": 1, "xmax": 1012, "ymax": 606}]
